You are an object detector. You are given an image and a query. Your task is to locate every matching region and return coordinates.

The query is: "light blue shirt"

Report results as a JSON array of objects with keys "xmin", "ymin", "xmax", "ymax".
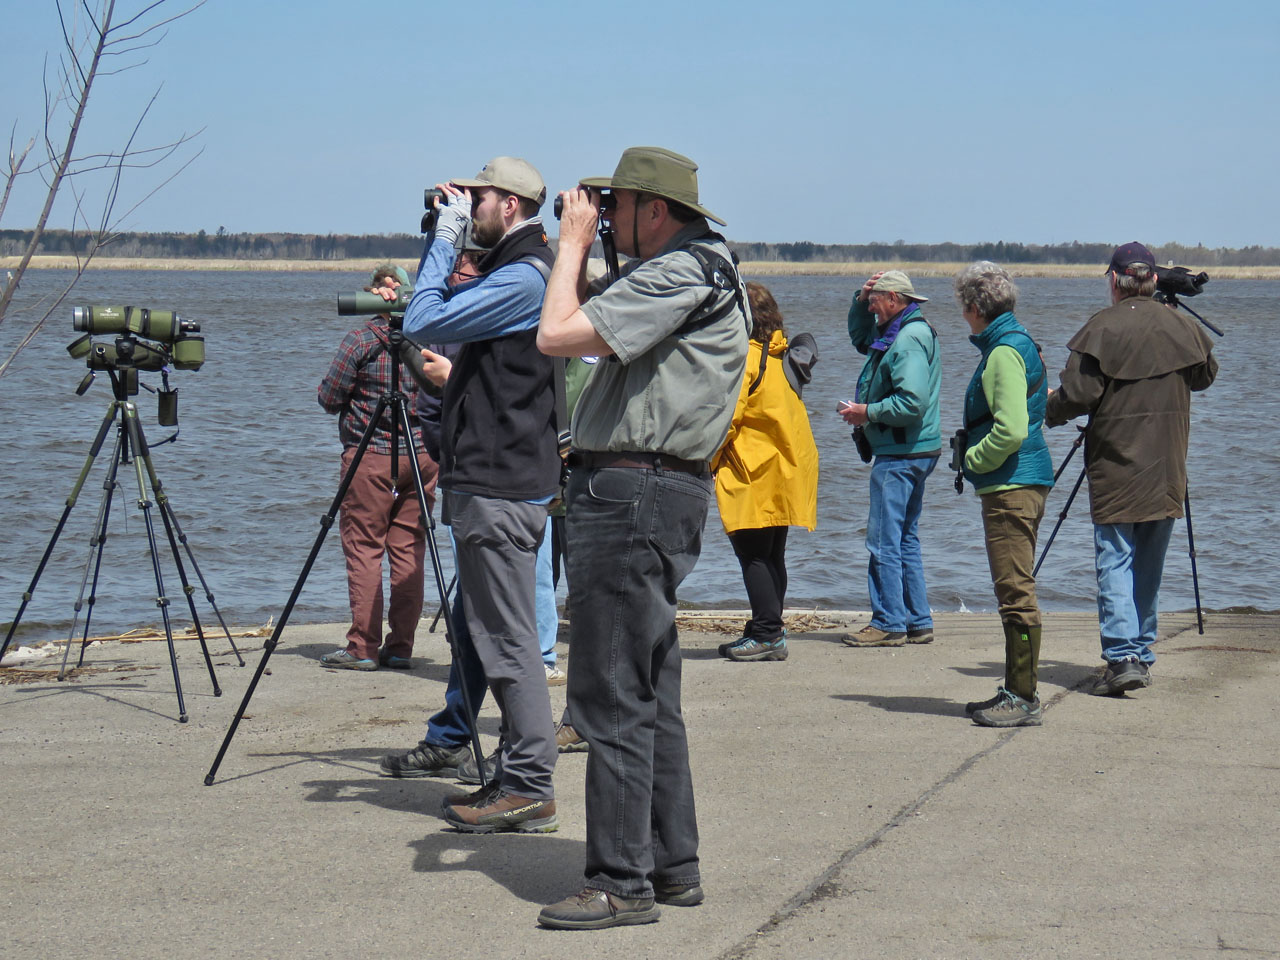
[{"xmin": 402, "ymin": 227, "xmax": 545, "ymax": 345}]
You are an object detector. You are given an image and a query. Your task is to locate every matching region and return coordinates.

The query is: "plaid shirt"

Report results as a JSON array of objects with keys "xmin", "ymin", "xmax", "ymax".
[{"xmin": 317, "ymin": 319, "xmax": 428, "ymax": 454}]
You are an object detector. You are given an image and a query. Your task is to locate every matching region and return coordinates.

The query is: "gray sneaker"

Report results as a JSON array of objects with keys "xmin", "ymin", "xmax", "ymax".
[
  {"xmin": 378, "ymin": 741, "xmax": 469, "ymax": 778},
  {"xmin": 972, "ymin": 687, "xmax": 1042, "ymax": 727},
  {"xmin": 1090, "ymin": 660, "xmax": 1152, "ymax": 697}
]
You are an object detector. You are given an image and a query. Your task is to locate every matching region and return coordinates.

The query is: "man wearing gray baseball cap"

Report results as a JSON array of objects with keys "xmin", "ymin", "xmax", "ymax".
[
  {"xmin": 839, "ymin": 269, "xmax": 943, "ymax": 648},
  {"xmin": 384, "ymin": 157, "xmax": 561, "ymax": 834},
  {"xmin": 536, "ymin": 146, "xmax": 749, "ymax": 929}
]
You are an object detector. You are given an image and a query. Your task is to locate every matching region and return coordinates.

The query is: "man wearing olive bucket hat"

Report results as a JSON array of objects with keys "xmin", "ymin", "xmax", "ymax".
[{"xmin": 536, "ymin": 147, "xmax": 750, "ymax": 929}]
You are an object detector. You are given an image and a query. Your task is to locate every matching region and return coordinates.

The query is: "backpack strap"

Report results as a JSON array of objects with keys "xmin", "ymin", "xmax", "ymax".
[
  {"xmin": 677, "ymin": 232, "xmax": 749, "ymax": 338},
  {"xmin": 746, "ymin": 339, "xmax": 769, "ymax": 396}
]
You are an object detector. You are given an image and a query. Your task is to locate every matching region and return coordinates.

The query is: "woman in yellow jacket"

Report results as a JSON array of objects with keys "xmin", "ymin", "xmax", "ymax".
[{"xmin": 713, "ymin": 283, "xmax": 819, "ymax": 662}]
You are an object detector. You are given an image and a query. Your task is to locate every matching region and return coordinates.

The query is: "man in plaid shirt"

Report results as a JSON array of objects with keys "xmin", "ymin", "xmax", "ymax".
[{"xmin": 317, "ymin": 263, "xmax": 438, "ymax": 671}]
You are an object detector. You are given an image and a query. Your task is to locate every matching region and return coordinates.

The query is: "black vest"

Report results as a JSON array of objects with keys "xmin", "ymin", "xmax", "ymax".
[{"xmin": 439, "ymin": 222, "xmax": 560, "ymax": 500}]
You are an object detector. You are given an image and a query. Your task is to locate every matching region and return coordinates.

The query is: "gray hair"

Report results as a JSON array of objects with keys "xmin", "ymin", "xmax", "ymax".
[
  {"xmin": 954, "ymin": 261, "xmax": 1018, "ymax": 322},
  {"xmin": 1113, "ymin": 262, "xmax": 1157, "ymax": 298}
]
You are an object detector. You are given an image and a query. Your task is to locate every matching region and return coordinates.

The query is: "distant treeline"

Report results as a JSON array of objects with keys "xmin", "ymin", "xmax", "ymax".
[{"xmin": 4, "ymin": 228, "xmax": 1279, "ymax": 267}]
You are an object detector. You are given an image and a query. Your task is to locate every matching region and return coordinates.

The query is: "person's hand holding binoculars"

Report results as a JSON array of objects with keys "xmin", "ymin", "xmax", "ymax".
[{"xmin": 556, "ymin": 187, "xmax": 602, "ymax": 253}]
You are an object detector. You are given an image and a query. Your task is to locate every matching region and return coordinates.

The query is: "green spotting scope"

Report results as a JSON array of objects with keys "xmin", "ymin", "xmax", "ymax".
[
  {"xmin": 73, "ymin": 305, "xmax": 201, "ymax": 343},
  {"xmin": 337, "ymin": 291, "xmax": 413, "ymax": 315}
]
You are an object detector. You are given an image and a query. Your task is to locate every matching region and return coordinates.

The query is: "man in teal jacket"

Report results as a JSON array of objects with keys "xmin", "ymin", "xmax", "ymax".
[{"xmin": 839, "ymin": 270, "xmax": 942, "ymax": 646}]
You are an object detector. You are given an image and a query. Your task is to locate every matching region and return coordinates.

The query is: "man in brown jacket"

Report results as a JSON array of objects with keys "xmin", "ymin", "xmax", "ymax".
[{"xmin": 1045, "ymin": 241, "xmax": 1218, "ymax": 696}]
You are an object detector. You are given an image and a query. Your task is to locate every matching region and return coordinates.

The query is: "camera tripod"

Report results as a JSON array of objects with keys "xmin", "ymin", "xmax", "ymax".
[
  {"xmin": 1033, "ymin": 426, "xmax": 1205, "ymax": 634},
  {"xmin": 0, "ymin": 364, "xmax": 244, "ymax": 721},
  {"xmin": 205, "ymin": 318, "xmax": 487, "ymax": 786}
]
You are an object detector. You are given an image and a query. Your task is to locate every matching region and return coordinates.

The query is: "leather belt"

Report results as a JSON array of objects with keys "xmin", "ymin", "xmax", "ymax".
[{"xmin": 568, "ymin": 450, "xmax": 710, "ymax": 476}]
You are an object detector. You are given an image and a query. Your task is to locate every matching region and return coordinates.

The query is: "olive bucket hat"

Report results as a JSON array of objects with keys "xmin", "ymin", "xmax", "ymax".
[{"xmin": 581, "ymin": 146, "xmax": 725, "ymax": 225}]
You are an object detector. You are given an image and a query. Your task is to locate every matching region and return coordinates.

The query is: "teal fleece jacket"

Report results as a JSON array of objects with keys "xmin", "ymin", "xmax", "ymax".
[{"xmin": 847, "ymin": 296, "xmax": 942, "ymax": 456}]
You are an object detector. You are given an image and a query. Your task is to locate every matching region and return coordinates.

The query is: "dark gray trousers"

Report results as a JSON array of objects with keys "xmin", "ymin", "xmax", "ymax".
[{"xmin": 444, "ymin": 491, "xmax": 555, "ymax": 800}]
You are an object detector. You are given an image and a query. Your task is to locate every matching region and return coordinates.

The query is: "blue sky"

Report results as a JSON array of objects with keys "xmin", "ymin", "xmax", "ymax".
[{"xmin": 3, "ymin": 0, "xmax": 1277, "ymax": 247}]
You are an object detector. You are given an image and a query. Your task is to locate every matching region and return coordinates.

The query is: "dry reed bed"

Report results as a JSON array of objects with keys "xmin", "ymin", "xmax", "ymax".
[{"xmin": 6, "ymin": 255, "xmax": 1280, "ymax": 280}]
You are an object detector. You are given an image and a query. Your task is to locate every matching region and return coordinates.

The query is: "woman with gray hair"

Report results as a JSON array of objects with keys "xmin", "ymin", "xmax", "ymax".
[{"xmin": 954, "ymin": 261, "xmax": 1054, "ymax": 726}]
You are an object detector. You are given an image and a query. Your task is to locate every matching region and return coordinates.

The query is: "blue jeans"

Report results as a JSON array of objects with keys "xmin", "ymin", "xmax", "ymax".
[
  {"xmin": 866, "ymin": 455, "xmax": 937, "ymax": 632},
  {"xmin": 1094, "ymin": 519, "xmax": 1175, "ymax": 665},
  {"xmin": 536, "ymin": 515, "xmax": 558, "ymax": 668},
  {"xmin": 565, "ymin": 464, "xmax": 709, "ymax": 899},
  {"xmin": 423, "ymin": 595, "xmax": 488, "ymax": 749}
]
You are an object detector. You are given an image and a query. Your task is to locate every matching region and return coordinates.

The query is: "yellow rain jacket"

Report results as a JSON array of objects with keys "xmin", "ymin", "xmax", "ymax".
[{"xmin": 712, "ymin": 330, "xmax": 819, "ymax": 534}]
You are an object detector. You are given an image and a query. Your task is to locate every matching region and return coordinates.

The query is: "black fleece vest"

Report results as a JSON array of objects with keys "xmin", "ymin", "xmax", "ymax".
[{"xmin": 439, "ymin": 221, "xmax": 560, "ymax": 500}]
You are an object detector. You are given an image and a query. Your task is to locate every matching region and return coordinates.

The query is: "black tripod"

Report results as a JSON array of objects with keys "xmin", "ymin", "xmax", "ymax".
[
  {"xmin": 205, "ymin": 316, "xmax": 486, "ymax": 785},
  {"xmin": 1033, "ymin": 426, "xmax": 1206, "ymax": 635},
  {"xmin": 1, "ymin": 358, "xmax": 244, "ymax": 721}
]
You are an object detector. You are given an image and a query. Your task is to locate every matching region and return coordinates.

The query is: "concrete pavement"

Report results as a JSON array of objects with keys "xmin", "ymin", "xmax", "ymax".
[{"xmin": 1, "ymin": 609, "xmax": 1276, "ymax": 959}]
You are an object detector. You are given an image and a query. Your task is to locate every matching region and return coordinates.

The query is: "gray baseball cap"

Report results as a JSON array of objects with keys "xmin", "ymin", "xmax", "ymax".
[
  {"xmin": 869, "ymin": 270, "xmax": 928, "ymax": 303},
  {"xmin": 452, "ymin": 156, "xmax": 546, "ymax": 208}
]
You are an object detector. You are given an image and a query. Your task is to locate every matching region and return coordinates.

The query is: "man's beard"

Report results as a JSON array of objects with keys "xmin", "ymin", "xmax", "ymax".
[{"xmin": 471, "ymin": 211, "xmax": 505, "ymax": 248}]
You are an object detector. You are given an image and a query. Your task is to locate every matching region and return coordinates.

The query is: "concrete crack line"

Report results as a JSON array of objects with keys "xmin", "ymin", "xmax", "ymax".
[{"xmin": 717, "ymin": 679, "xmax": 1091, "ymax": 960}]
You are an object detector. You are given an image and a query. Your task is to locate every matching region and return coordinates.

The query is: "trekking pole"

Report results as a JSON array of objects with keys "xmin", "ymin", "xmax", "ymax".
[{"xmin": 1185, "ymin": 484, "xmax": 1205, "ymax": 635}]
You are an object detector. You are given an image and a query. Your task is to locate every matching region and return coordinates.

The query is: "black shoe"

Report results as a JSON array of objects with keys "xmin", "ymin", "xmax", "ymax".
[
  {"xmin": 538, "ymin": 888, "xmax": 660, "ymax": 930},
  {"xmin": 1090, "ymin": 660, "xmax": 1152, "ymax": 697},
  {"xmin": 456, "ymin": 748, "xmax": 499, "ymax": 784},
  {"xmin": 653, "ymin": 880, "xmax": 704, "ymax": 906},
  {"xmin": 906, "ymin": 627, "xmax": 934, "ymax": 644},
  {"xmin": 379, "ymin": 741, "xmax": 469, "ymax": 778}
]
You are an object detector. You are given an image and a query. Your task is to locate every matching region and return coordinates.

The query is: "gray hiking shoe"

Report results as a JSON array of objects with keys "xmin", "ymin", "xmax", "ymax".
[
  {"xmin": 379, "ymin": 741, "xmax": 469, "ymax": 778},
  {"xmin": 725, "ymin": 634, "xmax": 788, "ymax": 662},
  {"xmin": 972, "ymin": 687, "xmax": 1042, "ymax": 727},
  {"xmin": 1090, "ymin": 660, "xmax": 1152, "ymax": 696},
  {"xmin": 964, "ymin": 688, "xmax": 1003, "ymax": 716}
]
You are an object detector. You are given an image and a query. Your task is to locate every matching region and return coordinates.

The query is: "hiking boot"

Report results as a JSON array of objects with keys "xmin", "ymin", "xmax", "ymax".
[
  {"xmin": 653, "ymin": 880, "xmax": 704, "ymax": 906},
  {"xmin": 319, "ymin": 649, "xmax": 377, "ymax": 671},
  {"xmin": 378, "ymin": 649, "xmax": 412, "ymax": 669},
  {"xmin": 717, "ymin": 636, "xmax": 750, "ymax": 657},
  {"xmin": 555, "ymin": 722, "xmax": 588, "ymax": 753},
  {"xmin": 964, "ymin": 688, "xmax": 1004, "ymax": 716},
  {"xmin": 537, "ymin": 888, "xmax": 660, "ymax": 930},
  {"xmin": 1090, "ymin": 660, "xmax": 1152, "ymax": 697},
  {"xmin": 971, "ymin": 687, "xmax": 1043, "ymax": 727},
  {"xmin": 725, "ymin": 634, "xmax": 788, "ymax": 662},
  {"xmin": 456, "ymin": 748, "xmax": 500, "ymax": 785},
  {"xmin": 442, "ymin": 789, "xmax": 558, "ymax": 834},
  {"xmin": 906, "ymin": 627, "xmax": 934, "ymax": 644},
  {"xmin": 441, "ymin": 779, "xmax": 503, "ymax": 810},
  {"xmin": 379, "ymin": 741, "xmax": 469, "ymax": 778},
  {"xmin": 841, "ymin": 625, "xmax": 906, "ymax": 647},
  {"xmin": 545, "ymin": 663, "xmax": 567, "ymax": 686}
]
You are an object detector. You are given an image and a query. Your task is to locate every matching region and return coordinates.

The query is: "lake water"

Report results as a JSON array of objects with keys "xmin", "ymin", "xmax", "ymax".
[{"xmin": 1, "ymin": 268, "xmax": 1276, "ymax": 644}]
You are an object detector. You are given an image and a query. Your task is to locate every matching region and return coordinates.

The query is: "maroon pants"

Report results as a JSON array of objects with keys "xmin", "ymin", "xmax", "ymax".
[{"xmin": 338, "ymin": 447, "xmax": 438, "ymax": 660}]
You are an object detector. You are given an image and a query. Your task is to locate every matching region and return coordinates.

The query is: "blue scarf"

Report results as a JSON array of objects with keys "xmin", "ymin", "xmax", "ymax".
[{"xmin": 869, "ymin": 302, "xmax": 921, "ymax": 353}]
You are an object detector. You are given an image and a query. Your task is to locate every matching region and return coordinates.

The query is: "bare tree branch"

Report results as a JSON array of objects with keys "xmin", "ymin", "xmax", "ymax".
[{"xmin": 0, "ymin": 0, "xmax": 204, "ymax": 367}]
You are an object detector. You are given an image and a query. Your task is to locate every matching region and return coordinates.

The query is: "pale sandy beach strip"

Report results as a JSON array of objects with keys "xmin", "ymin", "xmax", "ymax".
[{"xmin": 6, "ymin": 254, "xmax": 1280, "ymax": 279}]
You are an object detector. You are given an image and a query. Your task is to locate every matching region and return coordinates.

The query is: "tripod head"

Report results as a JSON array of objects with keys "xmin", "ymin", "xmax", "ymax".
[{"xmin": 1153, "ymin": 266, "xmax": 1224, "ymax": 337}]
